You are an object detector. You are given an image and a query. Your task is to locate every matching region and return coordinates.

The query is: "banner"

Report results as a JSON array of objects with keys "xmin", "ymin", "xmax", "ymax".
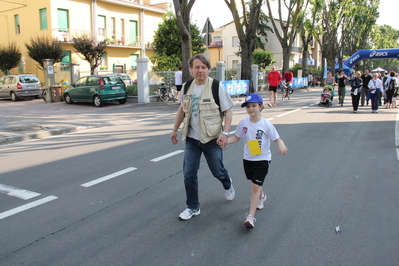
[
  {"xmin": 221, "ymin": 80, "xmax": 249, "ymax": 95},
  {"xmin": 291, "ymin": 77, "xmax": 307, "ymax": 88}
]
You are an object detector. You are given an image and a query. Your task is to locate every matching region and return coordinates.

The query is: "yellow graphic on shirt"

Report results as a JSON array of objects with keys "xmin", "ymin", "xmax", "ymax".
[{"xmin": 247, "ymin": 139, "xmax": 262, "ymax": 156}]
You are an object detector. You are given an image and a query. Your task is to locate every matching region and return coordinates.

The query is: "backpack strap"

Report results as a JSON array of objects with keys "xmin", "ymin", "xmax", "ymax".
[{"xmin": 183, "ymin": 78, "xmax": 220, "ymax": 109}]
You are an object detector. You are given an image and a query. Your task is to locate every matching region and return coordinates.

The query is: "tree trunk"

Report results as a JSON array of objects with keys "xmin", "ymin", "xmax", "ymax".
[
  {"xmin": 240, "ymin": 40, "xmax": 254, "ymax": 92},
  {"xmin": 282, "ymin": 46, "xmax": 292, "ymax": 72}
]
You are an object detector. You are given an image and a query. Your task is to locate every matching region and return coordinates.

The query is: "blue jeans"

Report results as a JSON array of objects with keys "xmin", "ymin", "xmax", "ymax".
[
  {"xmin": 183, "ymin": 137, "xmax": 232, "ymax": 210},
  {"xmin": 370, "ymin": 93, "xmax": 379, "ymax": 111}
]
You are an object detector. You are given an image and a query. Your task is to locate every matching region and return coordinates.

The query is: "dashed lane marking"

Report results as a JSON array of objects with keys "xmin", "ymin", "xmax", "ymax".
[
  {"xmin": 81, "ymin": 167, "xmax": 137, "ymax": 188},
  {"xmin": 0, "ymin": 196, "xmax": 58, "ymax": 220},
  {"xmin": 150, "ymin": 150, "xmax": 184, "ymax": 162}
]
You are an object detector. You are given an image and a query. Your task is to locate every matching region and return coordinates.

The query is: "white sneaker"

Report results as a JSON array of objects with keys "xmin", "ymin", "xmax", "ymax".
[
  {"xmin": 257, "ymin": 193, "xmax": 267, "ymax": 210},
  {"xmin": 179, "ymin": 208, "xmax": 200, "ymax": 220},
  {"xmin": 225, "ymin": 185, "xmax": 235, "ymax": 200},
  {"xmin": 244, "ymin": 214, "xmax": 256, "ymax": 228}
]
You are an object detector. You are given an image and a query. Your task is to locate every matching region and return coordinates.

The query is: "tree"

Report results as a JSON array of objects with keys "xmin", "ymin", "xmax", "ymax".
[
  {"xmin": 25, "ymin": 36, "xmax": 66, "ymax": 70},
  {"xmin": 172, "ymin": 0, "xmax": 195, "ymax": 82},
  {"xmin": 265, "ymin": 0, "xmax": 309, "ymax": 72},
  {"xmin": 0, "ymin": 42, "xmax": 21, "ymax": 75},
  {"xmin": 150, "ymin": 12, "xmax": 205, "ymax": 72},
  {"xmin": 72, "ymin": 34, "xmax": 107, "ymax": 75},
  {"xmin": 252, "ymin": 49, "xmax": 275, "ymax": 69},
  {"xmin": 224, "ymin": 0, "xmax": 264, "ymax": 92},
  {"xmin": 298, "ymin": 0, "xmax": 322, "ymax": 77}
]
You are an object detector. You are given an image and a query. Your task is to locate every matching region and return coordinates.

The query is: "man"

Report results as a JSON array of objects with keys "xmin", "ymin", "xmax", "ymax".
[
  {"xmin": 361, "ymin": 70, "xmax": 372, "ymax": 106},
  {"xmin": 267, "ymin": 66, "xmax": 282, "ymax": 107},
  {"xmin": 174, "ymin": 66, "xmax": 182, "ymax": 97},
  {"xmin": 283, "ymin": 68, "xmax": 294, "ymax": 93},
  {"xmin": 170, "ymin": 54, "xmax": 235, "ymax": 221}
]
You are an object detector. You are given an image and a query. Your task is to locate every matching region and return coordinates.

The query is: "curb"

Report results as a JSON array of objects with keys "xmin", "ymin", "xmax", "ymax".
[{"xmin": 0, "ymin": 126, "xmax": 94, "ymax": 145}]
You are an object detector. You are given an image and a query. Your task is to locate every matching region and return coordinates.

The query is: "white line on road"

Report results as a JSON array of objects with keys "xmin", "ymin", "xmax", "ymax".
[
  {"xmin": 0, "ymin": 196, "xmax": 58, "ymax": 220},
  {"xmin": 0, "ymin": 183, "xmax": 41, "ymax": 200},
  {"xmin": 276, "ymin": 108, "xmax": 301, "ymax": 118},
  {"xmin": 136, "ymin": 114, "xmax": 173, "ymax": 122},
  {"xmin": 81, "ymin": 167, "xmax": 137, "ymax": 188},
  {"xmin": 150, "ymin": 150, "xmax": 184, "ymax": 162}
]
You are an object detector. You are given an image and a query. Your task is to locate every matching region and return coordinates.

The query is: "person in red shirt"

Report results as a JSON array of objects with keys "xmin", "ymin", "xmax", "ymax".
[
  {"xmin": 283, "ymin": 68, "xmax": 294, "ymax": 93},
  {"xmin": 267, "ymin": 66, "xmax": 282, "ymax": 107}
]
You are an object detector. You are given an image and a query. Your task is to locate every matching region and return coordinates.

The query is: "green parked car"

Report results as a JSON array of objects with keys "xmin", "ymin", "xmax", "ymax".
[{"xmin": 64, "ymin": 75, "xmax": 128, "ymax": 107}]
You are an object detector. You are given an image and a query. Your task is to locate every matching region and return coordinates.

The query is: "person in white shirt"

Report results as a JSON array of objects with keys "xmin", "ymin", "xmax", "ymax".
[
  {"xmin": 368, "ymin": 73, "xmax": 384, "ymax": 113},
  {"xmin": 227, "ymin": 93, "xmax": 288, "ymax": 228}
]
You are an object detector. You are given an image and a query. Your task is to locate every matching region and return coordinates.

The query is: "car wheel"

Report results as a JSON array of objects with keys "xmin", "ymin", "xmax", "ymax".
[
  {"xmin": 94, "ymin": 95, "xmax": 103, "ymax": 107},
  {"xmin": 118, "ymin": 98, "xmax": 127, "ymax": 104},
  {"xmin": 64, "ymin": 93, "xmax": 73, "ymax": 104},
  {"xmin": 11, "ymin": 92, "xmax": 18, "ymax": 101}
]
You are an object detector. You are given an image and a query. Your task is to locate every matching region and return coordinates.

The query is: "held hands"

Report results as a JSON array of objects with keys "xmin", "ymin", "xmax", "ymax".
[{"xmin": 217, "ymin": 134, "xmax": 228, "ymax": 148}]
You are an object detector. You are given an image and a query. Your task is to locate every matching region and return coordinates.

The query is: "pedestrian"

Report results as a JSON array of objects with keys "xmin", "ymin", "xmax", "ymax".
[
  {"xmin": 324, "ymin": 71, "xmax": 337, "ymax": 101},
  {"xmin": 170, "ymin": 54, "xmax": 235, "ymax": 220},
  {"xmin": 174, "ymin": 66, "xmax": 183, "ymax": 98},
  {"xmin": 283, "ymin": 68, "xmax": 294, "ymax": 93},
  {"xmin": 267, "ymin": 66, "xmax": 282, "ymax": 107},
  {"xmin": 360, "ymin": 70, "xmax": 372, "ymax": 106},
  {"xmin": 337, "ymin": 69, "xmax": 349, "ymax": 106},
  {"xmin": 226, "ymin": 93, "xmax": 288, "ymax": 228},
  {"xmin": 384, "ymin": 71, "xmax": 397, "ymax": 109},
  {"xmin": 350, "ymin": 71, "xmax": 363, "ymax": 113},
  {"xmin": 380, "ymin": 71, "xmax": 387, "ymax": 106},
  {"xmin": 368, "ymin": 73, "xmax": 384, "ymax": 113},
  {"xmin": 308, "ymin": 72, "xmax": 314, "ymax": 87}
]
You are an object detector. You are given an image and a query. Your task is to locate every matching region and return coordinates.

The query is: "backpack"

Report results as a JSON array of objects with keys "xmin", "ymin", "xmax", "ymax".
[
  {"xmin": 388, "ymin": 78, "xmax": 396, "ymax": 91},
  {"xmin": 183, "ymin": 78, "xmax": 220, "ymax": 108}
]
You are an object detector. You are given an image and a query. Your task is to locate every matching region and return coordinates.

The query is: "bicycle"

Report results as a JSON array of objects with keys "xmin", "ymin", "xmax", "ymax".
[
  {"xmin": 157, "ymin": 81, "xmax": 177, "ymax": 102},
  {"xmin": 281, "ymin": 82, "xmax": 291, "ymax": 101}
]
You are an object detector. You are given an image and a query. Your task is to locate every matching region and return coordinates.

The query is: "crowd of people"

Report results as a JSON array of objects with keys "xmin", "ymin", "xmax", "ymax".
[{"xmin": 324, "ymin": 69, "xmax": 399, "ymax": 113}]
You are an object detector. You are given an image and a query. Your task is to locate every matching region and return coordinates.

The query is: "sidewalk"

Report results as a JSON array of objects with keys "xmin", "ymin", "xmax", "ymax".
[{"xmin": 0, "ymin": 88, "xmax": 310, "ymax": 145}]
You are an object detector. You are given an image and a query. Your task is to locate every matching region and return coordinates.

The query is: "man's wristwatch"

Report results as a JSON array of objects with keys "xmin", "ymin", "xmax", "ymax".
[{"xmin": 222, "ymin": 131, "xmax": 229, "ymax": 136}]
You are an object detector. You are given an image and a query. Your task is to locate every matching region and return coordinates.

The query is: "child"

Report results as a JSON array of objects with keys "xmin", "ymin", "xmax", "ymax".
[{"xmin": 227, "ymin": 93, "xmax": 288, "ymax": 228}]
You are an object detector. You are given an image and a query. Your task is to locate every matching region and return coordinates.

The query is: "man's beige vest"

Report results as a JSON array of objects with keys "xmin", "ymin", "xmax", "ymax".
[{"xmin": 181, "ymin": 77, "xmax": 222, "ymax": 144}]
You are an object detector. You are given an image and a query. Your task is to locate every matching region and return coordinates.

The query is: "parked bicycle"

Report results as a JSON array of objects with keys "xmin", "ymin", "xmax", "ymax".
[{"xmin": 157, "ymin": 81, "xmax": 177, "ymax": 102}]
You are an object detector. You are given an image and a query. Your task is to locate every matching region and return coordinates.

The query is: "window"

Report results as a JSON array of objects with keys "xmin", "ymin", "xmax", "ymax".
[
  {"xmin": 121, "ymin": 19, "xmax": 125, "ymax": 40},
  {"xmin": 129, "ymin": 54, "xmax": 138, "ymax": 70},
  {"xmin": 98, "ymin": 15, "xmax": 106, "ymax": 41},
  {"xmin": 213, "ymin": 36, "xmax": 221, "ymax": 42},
  {"xmin": 14, "ymin": 15, "xmax": 20, "ymax": 34},
  {"xmin": 75, "ymin": 77, "xmax": 87, "ymax": 87},
  {"xmin": 60, "ymin": 51, "xmax": 71, "ymax": 71},
  {"xmin": 129, "ymin": 20, "xmax": 138, "ymax": 44},
  {"xmin": 57, "ymin": 9, "xmax": 69, "ymax": 31},
  {"xmin": 111, "ymin": 17, "xmax": 116, "ymax": 39},
  {"xmin": 232, "ymin": 36, "xmax": 239, "ymax": 47},
  {"xmin": 39, "ymin": 8, "xmax": 48, "ymax": 30}
]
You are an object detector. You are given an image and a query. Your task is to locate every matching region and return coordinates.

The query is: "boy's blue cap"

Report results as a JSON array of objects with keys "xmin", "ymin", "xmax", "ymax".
[{"xmin": 241, "ymin": 93, "xmax": 263, "ymax": 107}]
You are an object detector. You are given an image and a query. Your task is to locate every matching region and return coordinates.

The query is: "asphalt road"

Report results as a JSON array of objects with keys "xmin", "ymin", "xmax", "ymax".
[{"xmin": 0, "ymin": 89, "xmax": 398, "ymax": 265}]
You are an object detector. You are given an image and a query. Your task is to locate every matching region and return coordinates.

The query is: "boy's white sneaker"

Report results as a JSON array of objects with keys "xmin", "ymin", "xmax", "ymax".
[
  {"xmin": 244, "ymin": 214, "xmax": 256, "ymax": 228},
  {"xmin": 257, "ymin": 193, "xmax": 267, "ymax": 210},
  {"xmin": 179, "ymin": 208, "xmax": 200, "ymax": 220}
]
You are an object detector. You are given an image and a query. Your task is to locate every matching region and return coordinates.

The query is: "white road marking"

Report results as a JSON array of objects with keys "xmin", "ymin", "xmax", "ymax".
[
  {"xmin": 276, "ymin": 108, "xmax": 301, "ymax": 117},
  {"xmin": 136, "ymin": 114, "xmax": 172, "ymax": 122},
  {"xmin": 396, "ymin": 111, "xmax": 399, "ymax": 162},
  {"xmin": 150, "ymin": 150, "xmax": 184, "ymax": 162},
  {"xmin": 81, "ymin": 167, "xmax": 137, "ymax": 188},
  {"xmin": 0, "ymin": 195, "xmax": 58, "ymax": 220},
  {"xmin": 0, "ymin": 183, "xmax": 41, "ymax": 200}
]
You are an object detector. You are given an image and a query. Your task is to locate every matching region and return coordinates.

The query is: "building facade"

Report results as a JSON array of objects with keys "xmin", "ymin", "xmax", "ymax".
[{"xmin": 0, "ymin": 0, "xmax": 167, "ymax": 83}]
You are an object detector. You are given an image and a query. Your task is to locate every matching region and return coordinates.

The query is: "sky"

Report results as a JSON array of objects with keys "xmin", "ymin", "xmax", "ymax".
[{"xmin": 153, "ymin": 0, "xmax": 399, "ymax": 30}]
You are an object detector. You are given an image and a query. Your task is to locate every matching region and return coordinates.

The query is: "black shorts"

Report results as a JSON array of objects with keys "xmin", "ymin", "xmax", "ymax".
[
  {"xmin": 243, "ymin": 159, "xmax": 270, "ymax": 186},
  {"xmin": 176, "ymin": 85, "xmax": 182, "ymax": 91},
  {"xmin": 269, "ymin": 86, "xmax": 277, "ymax": 92}
]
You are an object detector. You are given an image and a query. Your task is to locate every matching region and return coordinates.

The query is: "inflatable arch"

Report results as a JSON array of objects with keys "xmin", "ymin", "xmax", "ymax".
[{"xmin": 343, "ymin": 48, "xmax": 399, "ymax": 69}]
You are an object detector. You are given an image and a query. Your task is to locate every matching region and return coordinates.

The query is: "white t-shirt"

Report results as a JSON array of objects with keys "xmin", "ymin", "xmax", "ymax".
[
  {"xmin": 175, "ymin": 71, "xmax": 182, "ymax": 86},
  {"xmin": 180, "ymin": 81, "xmax": 234, "ymax": 141},
  {"xmin": 235, "ymin": 116, "xmax": 280, "ymax": 161}
]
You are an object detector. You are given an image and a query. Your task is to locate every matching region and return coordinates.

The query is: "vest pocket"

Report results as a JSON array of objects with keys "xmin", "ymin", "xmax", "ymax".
[{"xmin": 202, "ymin": 114, "xmax": 222, "ymax": 137}]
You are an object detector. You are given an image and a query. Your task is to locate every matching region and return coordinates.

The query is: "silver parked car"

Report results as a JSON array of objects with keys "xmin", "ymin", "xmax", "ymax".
[{"xmin": 0, "ymin": 74, "xmax": 41, "ymax": 101}]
